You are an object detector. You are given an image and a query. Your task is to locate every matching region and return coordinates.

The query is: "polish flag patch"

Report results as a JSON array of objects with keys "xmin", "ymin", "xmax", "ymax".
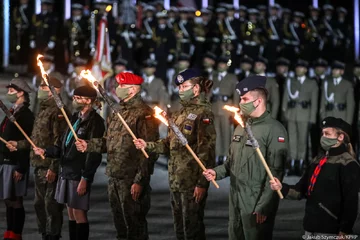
[{"xmin": 278, "ymin": 137, "xmax": 285, "ymax": 143}]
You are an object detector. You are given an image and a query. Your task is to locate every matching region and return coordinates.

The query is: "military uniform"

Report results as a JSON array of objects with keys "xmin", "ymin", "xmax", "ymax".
[
  {"xmin": 282, "ymin": 60, "xmax": 318, "ymax": 174},
  {"xmin": 303, "ymin": 7, "xmax": 324, "ymax": 63},
  {"xmin": 211, "ymin": 58, "xmax": 239, "ymax": 162},
  {"xmin": 319, "ymin": 62, "xmax": 354, "ymax": 125},
  {"xmin": 146, "ymin": 69, "xmax": 216, "ymax": 239},
  {"xmin": 86, "ymin": 73, "xmax": 159, "ymax": 240},
  {"xmin": 17, "ymin": 78, "xmax": 69, "ymax": 239},
  {"xmin": 214, "ymin": 76, "xmax": 288, "ymax": 240}
]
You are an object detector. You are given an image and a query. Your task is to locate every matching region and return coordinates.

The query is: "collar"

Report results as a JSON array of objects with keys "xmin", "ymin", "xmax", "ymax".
[
  {"xmin": 78, "ymin": 108, "xmax": 93, "ymax": 121},
  {"xmin": 293, "ymin": 22, "xmax": 299, "ymax": 28},
  {"xmin": 46, "ymin": 65, "xmax": 54, "ymax": 74},
  {"xmin": 227, "ymin": 17, "xmax": 234, "ymax": 21},
  {"xmin": 40, "ymin": 97, "xmax": 57, "ymax": 109},
  {"xmin": 12, "ymin": 103, "xmax": 24, "ymax": 113},
  {"xmin": 247, "ymin": 110, "xmax": 270, "ymax": 125},
  {"xmin": 119, "ymin": 93, "xmax": 142, "ymax": 109},
  {"xmin": 145, "ymin": 75, "xmax": 155, "ymax": 84},
  {"xmin": 159, "ymin": 24, "xmax": 166, "ymax": 29},
  {"xmin": 258, "ymin": 72, "xmax": 266, "ymax": 77},
  {"xmin": 333, "ymin": 77, "xmax": 342, "ymax": 85},
  {"xmin": 328, "ymin": 144, "xmax": 347, "ymax": 156},
  {"xmin": 219, "ymin": 71, "xmax": 227, "ymax": 78},
  {"xmin": 180, "ymin": 19, "xmax": 187, "ymax": 24},
  {"xmin": 206, "ymin": 68, "xmax": 213, "ymax": 73},
  {"xmin": 297, "ymin": 75, "xmax": 306, "ymax": 84}
]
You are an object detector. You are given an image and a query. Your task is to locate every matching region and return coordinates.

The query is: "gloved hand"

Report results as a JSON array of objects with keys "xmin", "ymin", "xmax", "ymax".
[
  {"xmin": 30, "ymin": 40, "xmax": 36, "ymax": 49},
  {"xmin": 47, "ymin": 41, "xmax": 55, "ymax": 49}
]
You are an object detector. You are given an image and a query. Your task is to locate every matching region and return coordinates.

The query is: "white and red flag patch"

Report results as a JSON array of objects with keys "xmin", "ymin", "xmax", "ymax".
[{"xmin": 278, "ymin": 137, "xmax": 285, "ymax": 143}]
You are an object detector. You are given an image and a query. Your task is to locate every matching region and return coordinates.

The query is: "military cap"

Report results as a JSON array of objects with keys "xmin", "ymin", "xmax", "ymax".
[
  {"xmin": 71, "ymin": 3, "xmax": 83, "ymax": 9},
  {"xmin": 201, "ymin": 8, "xmax": 211, "ymax": 14},
  {"xmin": 240, "ymin": 55, "xmax": 254, "ymax": 65},
  {"xmin": 247, "ymin": 8, "xmax": 259, "ymax": 15},
  {"xmin": 207, "ymin": 6, "xmax": 214, "ymax": 11},
  {"xmin": 323, "ymin": 4, "xmax": 334, "ymax": 11},
  {"xmin": 309, "ymin": 6, "xmax": 320, "ymax": 11},
  {"xmin": 6, "ymin": 78, "xmax": 33, "ymax": 93},
  {"xmin": 282, "ymin": 8, "xmax": 291, "ymax": 14},
  {"xmin": 313, "ymin": 58, "xmax": 328, "ymax": 68},
  {"xmin": 156, "ymin": 12, "xmax": 167, "ymax": 18},
  {"xmin": 178, "ymin": 53, "xmax": 191, "ymax": 61},
  {"xmin": 74, "ymin": 85, "xmax": 97, "ymax": 98},
  {"xmin": 354, "ymin": 59, "xmax": 360, "ymax": 68},
  {"xmin": 144, "ymin": 5, "xmax": 156, "ymax": 12},
  {"xmin": 235, "ymin": 75, "xmax": 267, "ymax": 96},
  {"xmin": 270, "ymin": 4, "xmax": 281, "ymax": 10},
  {"xmin": 40, "ymin": 53, "xmax": 54, "ymax": 62},
  {"xmin": 42, "ymin": 72, "xmax": 64, "ymax": 88},
  {"xmin": 337, "ymin": 7, "xmax": 347, "ymax": 14},
  {"xmin": 73, "ymin": 57, "xmax": 88, "ymax": 67},
  {"xmin": 276, "ymin": 57, "xmax": 290, "ymax": 66},
  {"xmin": 257, "ymin": 5, "xmax": 267, "ymax": 11},
  {"xmin": 218, "ymin": 3, "xmax": 228, "ymax": 8},
  {"xmin": 114, "ymin": 57, "xmax": 128, "ymax": 66},
  {"xmin": 94, "ymin": 0, "xmax": 114, "ymax": 4},
  {"xmin": 169, "ymin": 7, "xmax": 178, "ymax": 12},
  {"xmin": 294, "ymin": 11, "xmax": 305, "ymax": 18},
  {"xmin": 115, "ymin": 72, "xmax": 143, "ymax": 85},
  {"xmin": 143, "ymin": 59, "xmax": 157, "ymax": 68},
  {"xmin": 295, "ymin": 59, "xmax": 309, "ymax": 68},
  {"xmin": 254, "ymin": 56, "xmax": 268, "ymax": 65},
  {"xmin": 217, "ymin": 56, "xmax": 230, "ymax": 64},
  {"xmin": 41, "ymin": 0, "xmax": 54, "ymax": 4},
  {"xmin": 215, "ymin": 8, "xmax": 226, "ymax": 14},
  {"xmin": 187, "ymin": 7, "xmax": 196, "ymax": 13},
  {"xmin": 332, "ymin": 60, "xmax": 345, "ymax": 70},
  {"xmin": 239, "ymin": 6, "xmax": 247, "ymax": 11},
  {"xmin": 203, "ymin": 51, "xmax": 217, "ymax": 61},
  {"xmin": 321, "ymin": 117, "xmax": 352, "ymax": 137},
  {"xmin": 225, "ymin": 4, "xmax": 235, "ymax": 11},
  {"xmin": 174, "ymin": 68, "xmax": 201, "ymax": 86}
]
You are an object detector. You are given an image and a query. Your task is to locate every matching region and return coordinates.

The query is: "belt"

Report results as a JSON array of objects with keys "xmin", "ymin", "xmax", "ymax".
[
  {"xmin": 288, "ymin": 100, "xmax": 311, "ymax": 109},
  {"xmin": 325, "ymin": 103, "xmax": 346, "ymax": 111}
]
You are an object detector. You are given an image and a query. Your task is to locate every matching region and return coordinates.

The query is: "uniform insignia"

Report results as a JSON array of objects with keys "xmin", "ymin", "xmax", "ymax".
[
  {"xmin": 233, "ymin": 135, "xmax": 241, "ymax": 142},
  {"xmin": 278, "ymin": 137, "xmax": 285, "ymax": 143},
  {"xmin": 184, "ymin": 125, "xmax": 192, "ymax": 131},
  {"xmin": 58, "ymin": 114, "xmax": 64, "ymax": 118},
  {"xmin": 187, "ymin": 113, "xmax": 197, "ymax": 120},
  {"xmin": 145, "ymin": 115, "xmax": 152, "ymax": 120},
  {"xmin": 243, "ymin": 87, "xmax": 248, "ymax": 91},
  {"xmin": 322, "ymin": 121, "xmax": 326, "ymax": 125},
  {"xmin": 236, "ymin": 89, "xmax": 241, "ymax": 95},
  {"xmin": 177, "ymin": 74, "xmax": 184, "ymax": 83},
  {"xmin": 202, "ymin": 118, "xmax": 213, "ymax": 124},
  {"xmin": 184, "ymin": 124, "xmax": 192, "ymax": 134}
]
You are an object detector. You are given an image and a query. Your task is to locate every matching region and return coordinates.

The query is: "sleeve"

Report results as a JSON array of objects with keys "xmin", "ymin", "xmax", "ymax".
[
  {"xmin": 319, "ymin": 84, "xmax": 326, "ymax": 121},
  {"xmin": 82, "ymin": 117, "xmax": 106, "ymax": 182},
  {"xmin": 133, "ymin": 113, "xmax": 160, "ymax": 186},
  {"xmin": 281, "ymin": 82, "xmax": 288, "ymax": 119},
  {"xmin": 48, "ymin": 111, "xmax": 69, "ymax": 172},
  {"xmin": 254, "ymin": 126, "xmax": 289, "ymax": 216},
  {"xmin": 346, "ymin": 84, "xmax": 355, "ymax": 125},
  {"xmin": 86, "ymin": 115, "xmax": 110, "ymax": 153},
  {"xmin": 195, "ymin": 113, "xmax": 216, "ymax": 188},
  {"xmin": 16, "ymin": 139, "xmax": 30, "ymax": 150},
  {"xmin": 281, "ymin": 168, "xmax": 310, "ymax": 200},
  {"xmin": 339, "ymin": 161, "xmax": 360, "ymax": 234},
  {"xmin": 310, "ymin": 81, "xmax": 319, "ymax": 124},
  {"xmin": 44, "ymin": 145, "xmax": 61, "ymax": 159},
  {"xmin": 214, "ymin": 138, "xmax": 233, "ymax": 180},
  {"xmin": 270, "ymin": 80, "xmax": 280, "ymax": 119}
]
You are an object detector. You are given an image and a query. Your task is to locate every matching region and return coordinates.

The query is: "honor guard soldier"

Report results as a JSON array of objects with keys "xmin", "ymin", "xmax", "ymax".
[
  {"xmin": 139, "ymin": 5, "xmax": 156, "ymax": 62},
  {"xmin": 202, "ymin": 52, "xmax": 217, "ymax": 80},
  {"xmin": 237, "ymin": 55, "xmax": 253, "ymax": 81},
  {"xmin": 204, "ymin": 75, "xmax": 288, "ymax": 240},
  {"xmin": 174, "ymin": 7, "xmax": 195, "ymax": 56},
  {"xmin": 214, "ymin": 8, "xmax": 227, "ymax": 56},
  {"xmin": 211, "ymin": 56, "xmax": 239, "ymax": 164},
  {"xmin": 304, "ymin": 6, "xmax": 324, "ymax": 63},
  {"xmin": 333, "ymin": 7, "xmax": 351, "ymax": 62},
  {"xmin": 75, "ymin": 72, "xmax": 160, "ymax": 240},
  {"xmin": 282, "ymin": 59, "xmax": 319, "ymax": 175},
  {"xmin": 1, "ymin": 79, "xmax": 34, "ymax": 240},
  {"xmin": 141, "ymin": 59, "xmax": 170, "ymax": 110},
  {"xmin": 105, "ymin": 57, "xmax": 129, "ymax": 104},
  {"xmin": 275, "ymin": 57, "xmax": 292, "ymax": 108},
  {"xmin": 167, "ymin": 7, "xmax": 178, "ymax": 29},
  {"xmin": 320, "ymin": 61, "xmax": 354, "ymax": 125},
  {"xmin": 312, "ymin": 58, "xmax": 329, "ymax": 87},
  {"xmin": 11, "ymin": 0, "xmax": 32, "ymax": 69},
  {"xmin": 253, "ymin": 57, "xmax": 280, "ymax": 119},
  {"xmin": 29, "ymin": 0, "xmax": 58, "ymax": 55},
  {"xmin": 64, "ymin": 4, "xmax": 90, "ymax": 71},
  {"xmin": 322, "ymin": 4, "xmax": 337, "ymax": 62}
]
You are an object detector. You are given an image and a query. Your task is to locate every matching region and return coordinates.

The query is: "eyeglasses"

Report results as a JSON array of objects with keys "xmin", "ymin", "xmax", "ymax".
[
  {"xmin": 73, "ymin": 96, "xmax": 90, "ymax": 100},
  {"xmin": 178, "ymin": 84, "xmax": 194, "ymax": 91}
]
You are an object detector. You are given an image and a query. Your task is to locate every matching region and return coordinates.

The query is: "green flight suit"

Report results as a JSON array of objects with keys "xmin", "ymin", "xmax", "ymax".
[
  {"xmin": 214, "ymin": 111, "xmax": 288, "ymax": 240},
  {"xmin": 282, "ymin": 77, "xmax": 319, "ymax": 161}
]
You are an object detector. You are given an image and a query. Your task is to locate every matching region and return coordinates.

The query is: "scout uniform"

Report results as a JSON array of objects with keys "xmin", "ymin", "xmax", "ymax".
[
  {"xmin": 146, "ymin": 69, "xmax": 216, "ymax": 239},
  {"xmin": 319, "ymin": 61, "xmax": 355, "ymax": 125},
  {"xmin": 214, "ymin": 76, "xmax": 288, "ymax": 240},
  {"xmin": 16, "ymin": 77, "xmax": 69, "ymax": 240},
  {"xmin": 86, "ymin": 72, "xmax": 160, "ymax": 240},
  {"xmin": 282, "ymin": 60, "xmax": 319, "ymax": 175},
  {"xmin": 0, "ymin": 79, "xmax": 34, "ymax": 240},
  {"xmin": 211, "ymin": 56, "xmax": 239, "ymax": 163}
]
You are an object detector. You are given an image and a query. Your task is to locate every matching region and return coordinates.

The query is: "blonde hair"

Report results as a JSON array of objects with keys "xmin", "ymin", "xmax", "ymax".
[{"xmin": 336, "ymin": 129, "xmax": 356, "ymax": 158}]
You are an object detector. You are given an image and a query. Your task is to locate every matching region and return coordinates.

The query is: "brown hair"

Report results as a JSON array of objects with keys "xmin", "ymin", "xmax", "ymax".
[
  {"xmin": 189, "ymin": 76, "xmax": 213, "ymax": 94},
  {"xmin": 336, "ymin": 129, "xmax": 356, "ymax": 158},
  {"xmin": 89, "ymin": 97, "xmax": 102, "ymax": 111}
]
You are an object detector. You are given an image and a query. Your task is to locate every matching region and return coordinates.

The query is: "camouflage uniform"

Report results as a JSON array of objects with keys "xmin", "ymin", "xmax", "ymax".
[
  {"xmin": 17, "ymin": 98, "xmax": 69, "ymax": 237},
  {"xmin": 147, "ymin": 96, "xmax": 216, "ymax": 240},
  {"xmin": 86, "ymin": 93, "xmax": 159, "ymax": 240}
]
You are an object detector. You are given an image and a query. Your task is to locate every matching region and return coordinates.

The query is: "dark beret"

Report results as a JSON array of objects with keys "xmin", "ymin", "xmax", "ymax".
[
  {"xmin": 236, "ymin": 75, "xmax": 267, "ymax": 96},
  {"xmin": 321, "ymin": 117, "xmax": 352, "ymax": 137},
  {"xmin": 73, "ymin": 85, "xmax": 97, "ymax": 98},
  {"xmin": 174, "ymin": 68, "xmax": 201, "ymax": 86}
]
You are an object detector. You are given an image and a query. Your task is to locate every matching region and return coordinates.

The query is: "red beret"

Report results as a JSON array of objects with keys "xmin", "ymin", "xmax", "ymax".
[{"xmin": 115, "ymin": 72, "xmax": 144, "ymax": 85}]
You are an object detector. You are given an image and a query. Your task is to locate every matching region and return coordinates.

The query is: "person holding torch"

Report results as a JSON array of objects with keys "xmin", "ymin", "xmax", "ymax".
[
  {"xmin": 203, "ymin": 75, "xmax": 288, "ymax": 240},
  {"xmin": 133, "ymin": 69, "xmax": 216, "ymax": 240},
  {"xmin": 74, "ymin": 72, "xmax": 160, "ymax": 240}
]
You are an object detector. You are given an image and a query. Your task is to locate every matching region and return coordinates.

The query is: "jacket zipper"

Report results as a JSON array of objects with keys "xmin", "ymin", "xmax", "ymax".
[{"xmin": 318, "ymin": 203, "xmax": 338, "ymax": 220}]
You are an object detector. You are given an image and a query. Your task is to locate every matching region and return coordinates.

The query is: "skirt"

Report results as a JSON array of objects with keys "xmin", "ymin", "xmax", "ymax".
[
  {"xmin": 0, "ymin": 164, "xmax": 28, "ymax": 199},
  {"xmin": 55, "ymin": 177, "xmax": 91, "ymax": 211}
]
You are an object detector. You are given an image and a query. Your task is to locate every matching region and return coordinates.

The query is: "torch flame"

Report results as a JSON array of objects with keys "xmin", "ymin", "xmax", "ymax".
[
  {"xmin": 36, "ymin": 54, "xmax": 49, "ymax": 86},
  {"xmin": 105, "ymin": 5, "xmax": 112, "ymax": 12},
  {"xmin": 153, "ymin": 106, "xmax": 169, "ymax": 126},
  {"xmin": 80, "ymin": 70, "xmax": 98, "ymax": 88},
  {"xmin": 223, "ymin": 105, "xmax": 245, "ymax": 127}
]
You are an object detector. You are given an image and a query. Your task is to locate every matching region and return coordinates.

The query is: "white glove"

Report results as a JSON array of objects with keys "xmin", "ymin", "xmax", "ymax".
[
  {"xmin": 67, "ymin": 63, "xmax": 74, "ymax": 75},
  {"xmin": 167, "ymin": 54, "xmax": 173, "ymax": 62},
  {"xmin": 30, "ymin": 40, "xmax": 36, "ymax": 49},
  {"xmin": 150, "ymin": 53, "xmax": 156, "ymax": 60},
  {"xmin": 47, "ymin": 41, "xmax": 55, "ymax": 49},
  {"xmin": 110, "ymin": 45, "xmax": 114, "ymax": 53}
]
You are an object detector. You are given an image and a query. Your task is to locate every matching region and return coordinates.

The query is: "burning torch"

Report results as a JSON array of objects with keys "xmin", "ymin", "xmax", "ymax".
[
  {"xmin": 37, "ymin": 55, "xmax": 80, "ymax": 146},
  {"xmin": 153, "ymin": 106, "xmax": 220, "ymax": 189},
  {"xmin": 223, "ymin": 105, "xmax": 284, "ymax": 199},
  {"xmin": 80, "ymin": 70, "xmax": 149, "ymax": 158},
  {"xmin": 0, "ymin": 100, "xmax": 43, "ymax": 159}
]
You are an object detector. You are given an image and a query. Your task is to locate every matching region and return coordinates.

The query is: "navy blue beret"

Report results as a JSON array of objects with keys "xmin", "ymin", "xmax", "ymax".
[
  {"xmin": 236, "ymin": 75, "xmax": 267, "ymax": 96},
  {"xmin": 175, "ymin": 68, "xmax": 201, "ymax": 86},
  {"xmin": 332, "ymin": 60, "xmax": 345, "ymax": 70}
]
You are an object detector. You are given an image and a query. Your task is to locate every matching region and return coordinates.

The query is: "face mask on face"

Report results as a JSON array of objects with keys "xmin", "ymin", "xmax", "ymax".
[
  {"xmin": 320, "ymin": 136, "xmax": 338, "ymax": 151},
  {"xmin": 218, "ymin": 66, "xmax": 227, "ymax": 72},
  {"xmin": 72, "ymin": 100, "xmax": 86, "ymax": 111},
  {"xmin": 254, "ymin": 67, "xmax": 263, "ymax": 74},
  {"xmin": 37, "ymin": 89, "xmax": 49, "ymax": 101},
  {"xmin": 116, "ymin": 87, "xmax": 131, "ymax": 100},
  {"xmin": 179, "ymin": 87, "xmax": 195, "ymax": 101},
  {"xmin": 144, "ymin": 69, "xmax": 154, "ymax": 76},
  {"xmin": 6, "ymin": 93, "xmax": 18, "ymax": 103},
  {"xmin": 239, "ymin": 99, "xmax": 258, "ymax": 116}
]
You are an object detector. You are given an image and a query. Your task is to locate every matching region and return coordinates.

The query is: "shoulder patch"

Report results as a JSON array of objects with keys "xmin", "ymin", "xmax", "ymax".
[
  {"xmin": 202, "ymin": 118, "xmax": 213, "ymax": 125},
  {"xmin": 278, "ymin": 137, "xmax": 285, "ymax": 143},
  {"xmin": 58, "ymin": 114, "xmax": 64, "ymax": 119},
  {"xmin": 233, "ymin": 135, "xmax": 241, "ymax": 142},
  {"xmin": 145, "ymin": 115, "xmax": 152, "ymax": 120},
  {"xmin": 187, "ymin": 113, "xmax": 198, "ymax": 121}
]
